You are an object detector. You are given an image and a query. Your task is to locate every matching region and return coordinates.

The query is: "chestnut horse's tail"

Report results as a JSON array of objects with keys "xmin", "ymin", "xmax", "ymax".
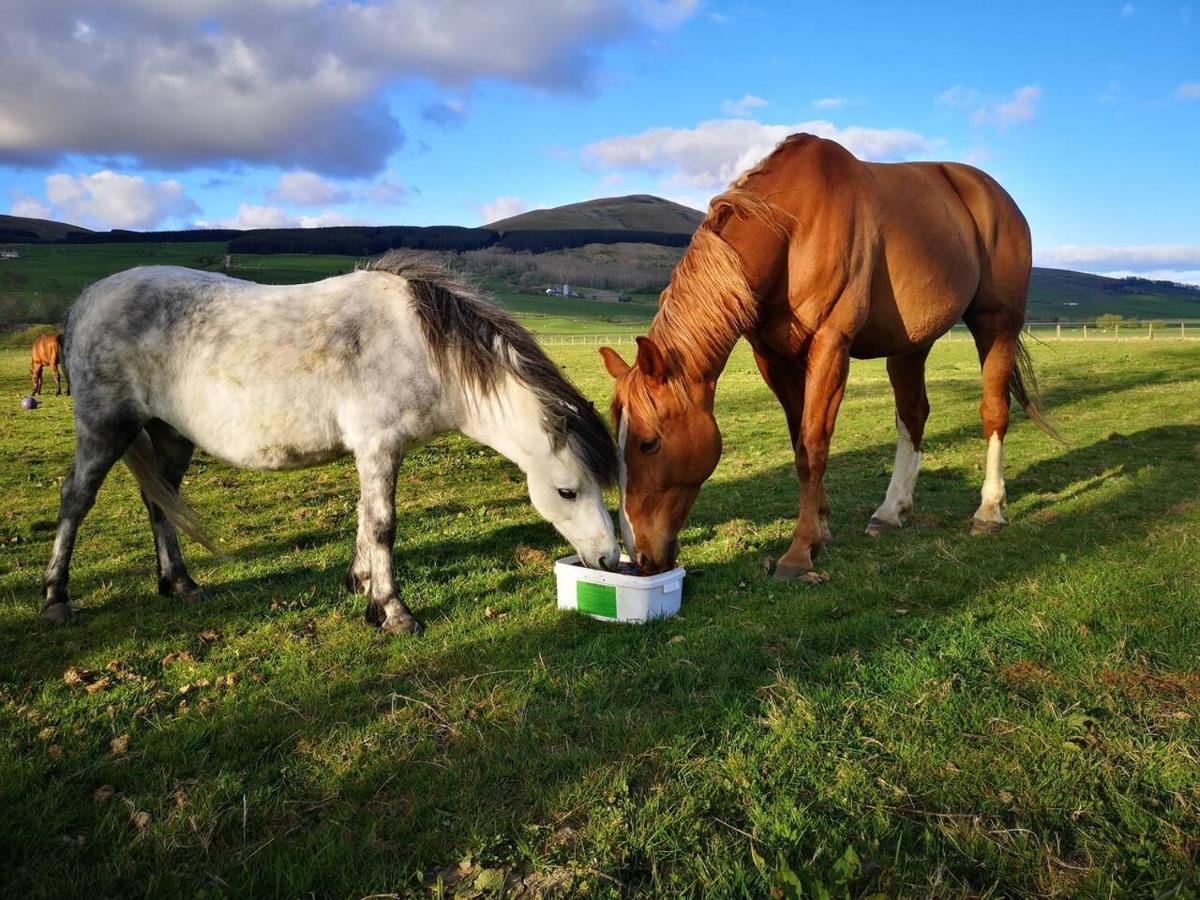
[
  {"xmin": 1010, "ymin": 336, "xmax": 1063, "ymax": 443},
  {"xmin": 123, "ymin": 432, "xmax": 223, "ymax": 555}
]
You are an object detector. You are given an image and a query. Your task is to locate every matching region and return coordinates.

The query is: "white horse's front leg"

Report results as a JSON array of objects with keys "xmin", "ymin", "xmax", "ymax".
[{"xmin": 353, "ymin": 448, "xmax": 422, "ymax": 635}]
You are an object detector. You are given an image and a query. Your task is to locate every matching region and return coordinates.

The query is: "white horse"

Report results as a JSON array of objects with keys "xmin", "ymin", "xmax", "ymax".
[{"xmin": 42, "ymin": 255, "xmax": 621, "ymax": 634}]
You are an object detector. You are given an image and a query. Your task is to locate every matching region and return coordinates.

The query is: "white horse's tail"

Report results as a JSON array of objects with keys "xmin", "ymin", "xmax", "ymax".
[{"xmin": 123, "ymin": 432, "xmax": 222, "ymax": 555}]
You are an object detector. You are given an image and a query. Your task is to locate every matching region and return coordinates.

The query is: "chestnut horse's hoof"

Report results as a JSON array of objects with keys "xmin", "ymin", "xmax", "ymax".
[
  {"xmin": 865, "ymin": 517, "xmax": 901, "ymax": 537},
  {"xmin": 970, "ymin": 517, "xmax": 1006, "ymax": 536},
  {"xmin": 42, "ymin": 602, "xmax": 73, "ymax": 622},
  {"xmin": 773, "ymin": 562, "xmax": 830, "ymax": 584}
]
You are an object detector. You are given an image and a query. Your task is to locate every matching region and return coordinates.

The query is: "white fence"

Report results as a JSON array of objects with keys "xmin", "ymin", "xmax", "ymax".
[{"xmin": 537, "ymin": 321, "xmax": 1200, "ymax": 346}]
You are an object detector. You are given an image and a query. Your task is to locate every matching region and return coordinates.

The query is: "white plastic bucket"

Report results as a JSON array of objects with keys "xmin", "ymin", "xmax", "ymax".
[{"xmin": 555, "ymin": 554, "xmax": 685, "ymax": 623}]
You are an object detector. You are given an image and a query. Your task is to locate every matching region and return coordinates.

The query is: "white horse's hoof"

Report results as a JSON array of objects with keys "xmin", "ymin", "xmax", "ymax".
[{"xmin": 42, "ymin": 602, "xmax": 73, "ymax": 622}]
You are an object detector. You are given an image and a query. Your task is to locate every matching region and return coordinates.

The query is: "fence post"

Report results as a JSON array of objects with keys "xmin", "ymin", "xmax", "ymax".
[
  {"xmin": 1083, "ymin": 324, "xmax": 1087, "ymax": 339},
  {"xmin": 1149, "ymin": 322, "xmax": 1153, "ymax": 340},
  {"xmin": 1115, "ymin": 323, "xmax": 1120, "ymax": 340},
  {"xmin": 1183, "ymin": 322, "xmax": 1187, "ymax": 339},
  {"xmin": 1056, "ymin": 323, "xmax": 1061, "ymax": 340}
]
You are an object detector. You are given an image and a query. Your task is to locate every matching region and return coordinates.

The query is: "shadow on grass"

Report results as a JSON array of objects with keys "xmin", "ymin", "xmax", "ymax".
[{"xmin": 3, "ymin": 422, "xmax": 1199, "ymax": 894}]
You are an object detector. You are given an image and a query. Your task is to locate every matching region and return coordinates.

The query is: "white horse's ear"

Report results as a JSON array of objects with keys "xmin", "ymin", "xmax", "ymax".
[{"xmin": 599, "ymin": 346, "xmax": 630, "ymax": 379}]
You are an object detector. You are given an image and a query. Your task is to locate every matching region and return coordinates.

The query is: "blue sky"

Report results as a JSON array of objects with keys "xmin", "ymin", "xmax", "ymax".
[{"xmin": 2, "ymin": 1, "xmax": 1198, "ymax": 281}]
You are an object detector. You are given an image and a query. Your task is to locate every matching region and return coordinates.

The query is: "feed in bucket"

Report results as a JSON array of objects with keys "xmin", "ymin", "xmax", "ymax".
[{"xmin": 555, "ymin": 554, "xmax": 685, "ymax": 623}]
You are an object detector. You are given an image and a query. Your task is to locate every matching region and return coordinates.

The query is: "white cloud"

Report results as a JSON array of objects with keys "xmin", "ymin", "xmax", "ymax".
[
  {"xmin": 39, "ymin": 171, "xmax": 197, "ymax": 229},
  {"xmin": 939, "ymin": 84, "xmax": 1041, "ymax": 129},
  {"xmin": 1121, "ymin": 3, "xmax": 1135, "ymax": 17},
  {"xmin": 720, "ymin": 94, "xmax": 769, "ymax": 116},
  {"xmin": 479, "ymin": 196, "xmax": 528, "ymax": 223},
  {"xmin": 936, "ymin": 85, "xmax": 982, "ymax": 109},
  {"xmin": 812, "ymin": 97, "xmax": 847, "ymax": 110},
  {"xmin": 638, "ymin": 0, "xmax": 700, "ymax": 29},
  {"xmin": 422, "ymin": 98, "xmax": 470, "ymax": 128},
  {"xmin": 365, "ymin": 177, "xmax": 410, "ymax": 205},
  {"xmin": 1035, "ymin": 244, "xmax": 1200, "ymax": 271},
  {"xmin": 1177, "ymin": 82, "xmax": 1200, "ymax": 100},
  {"xmin": 9, "ymin": 197, "xmax": 54, "ymax": 220},
  {"xmin": 195, "ymin": 203, "xmax": 383, "ymax": 229},
  {"xmin": 972, "ymin": 85, "xmax": 1041, "ymax": 128},
  {"xmin": 584, "ymin": 118, "xmax": 938, "ymax": 189},
  {"xmin": 297, "ymin": 210, "xmax": 358, "ymax": 228},
  {"xmin": 0, "ymin": 0, "xmax": 698, "ymax": 175},
  {"xmin": 273, "ymin": 172, "xmax": 350, "ymax": 206},
  {"xmin": 198, "ymin": 204, "xmax": 299, "ymax": 230}
]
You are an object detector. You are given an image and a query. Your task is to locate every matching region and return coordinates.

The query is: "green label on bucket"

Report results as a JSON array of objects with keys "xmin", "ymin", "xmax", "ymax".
[{"xmin": 576, "ymin": 581, "xmax": 617, "ymax": 619}]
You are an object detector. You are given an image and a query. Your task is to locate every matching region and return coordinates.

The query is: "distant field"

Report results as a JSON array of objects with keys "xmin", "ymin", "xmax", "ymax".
[
  {"xmin": 1, "ymin": 340, "xmax": 1198, "ymax": 896},
  {"xmin": 4, "ymin": 242, "xmax": 1200, "ymax": 332}
]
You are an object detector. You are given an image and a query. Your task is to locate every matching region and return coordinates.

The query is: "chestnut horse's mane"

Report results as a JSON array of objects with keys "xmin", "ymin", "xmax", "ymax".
[
  {"xmin": 649, "ymin": 186, "xmax": 790, "ymax": 379},
  {"xmin": 614, "ymin": 177, "xmax": 793, "ymax": 428}
]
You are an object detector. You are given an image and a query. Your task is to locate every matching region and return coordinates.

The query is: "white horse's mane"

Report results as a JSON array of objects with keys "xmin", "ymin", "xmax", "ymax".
[{"xmin": 365, "ymin": 253, "xmax": 618, "ymax": 487}]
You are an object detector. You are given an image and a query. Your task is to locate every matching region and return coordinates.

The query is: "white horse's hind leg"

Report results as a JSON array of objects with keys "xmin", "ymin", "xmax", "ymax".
[
  {"xmin": 353, "ymin": 448, "xmax": 422, "ymax": 635},
  {"xmin": 971, "ymin": 433, "xmax": 1007, "ymax": 533},
  {"xmin": 141, "ymin": 422, "xmax": 203, "ymax": 602},
  {"xmin": 43, "ymin": 419, "xmax": 142, "ymax": 619}
]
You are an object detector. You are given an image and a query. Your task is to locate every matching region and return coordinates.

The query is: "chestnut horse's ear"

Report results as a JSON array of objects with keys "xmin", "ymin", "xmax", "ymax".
[
  {"xmin": 635, "ymin": 336, "xmax": 669, "ymax": 384},
  {"xmin": 598, "ymin": 346, "xmax": 630, "ymax": 379}
]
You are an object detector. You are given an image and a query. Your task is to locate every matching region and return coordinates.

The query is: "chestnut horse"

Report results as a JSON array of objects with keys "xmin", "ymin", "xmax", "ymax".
[
  {"xmin": 601, "ymin": 133, "xmax": 1057, "ymax": 580},
  {"xmin": 31, "ymin": 333, "xmax": 68, "ymax": 396}
]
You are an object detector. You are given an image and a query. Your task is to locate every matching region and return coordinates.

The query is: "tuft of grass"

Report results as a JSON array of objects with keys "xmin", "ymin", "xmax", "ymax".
[{"xmin": 1, "ymin": 340, "xmax": 1198, "ymax": 897}]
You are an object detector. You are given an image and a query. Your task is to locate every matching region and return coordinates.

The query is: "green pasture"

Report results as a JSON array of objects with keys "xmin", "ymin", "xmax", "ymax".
[{"xmin": 1, "ymin": 339, "xmax": 1198, "ymax": 897}]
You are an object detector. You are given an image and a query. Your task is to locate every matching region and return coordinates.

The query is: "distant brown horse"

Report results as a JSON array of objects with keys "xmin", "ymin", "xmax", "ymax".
[
  {"xmin": 31, "ymin": 333, "xmax": 68, "ymax": 396},
  {"xmin": 601, "ymin": 133, "xmax": 1058, "ymax": 580}
]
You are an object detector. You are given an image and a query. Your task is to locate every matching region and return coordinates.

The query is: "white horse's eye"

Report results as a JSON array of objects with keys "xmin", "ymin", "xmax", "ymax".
[{"xmin": 557, "ymin": 488, "xmax": 578, "ymax": 500}]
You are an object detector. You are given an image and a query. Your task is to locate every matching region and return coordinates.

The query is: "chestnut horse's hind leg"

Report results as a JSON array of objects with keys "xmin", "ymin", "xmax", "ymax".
[
  {"xmin": 43, "ymin": 418, "xmax": 142, "ymax": 620},
  {"xmin": 141, "ymin": 421, "xmax": 204, "ymax": 602},
  {"xmin": 867, "ymin": 348, "xmax": 932, "ymax": 536},
  {"xmin": 353, "ymin": 449, "xmax": 422, "ymax": 635},
  {"xmin": 776, "ymin": 331, "xmax": 851, "ymax": 582},
  {"xmin": 31, "ymin": 362, "xmax": 43, "ymax": 396},
  {"xmin": 965, "ymin": 312, "xmax": 1021, "ymax": 534}
]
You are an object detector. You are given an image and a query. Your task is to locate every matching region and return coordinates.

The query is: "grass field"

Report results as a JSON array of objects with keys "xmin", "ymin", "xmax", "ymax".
[{"xmin": 1, "ymin": 338, "xmax": 1199, "ymax": 897}]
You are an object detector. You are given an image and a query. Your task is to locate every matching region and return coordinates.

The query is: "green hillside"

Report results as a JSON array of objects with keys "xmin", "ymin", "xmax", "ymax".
[
  {"xmin": 0, "ymin": 213, "xmax": 91, "ymax": 242},
  {"xmin": 488, "ymin": 194, "xmax": 704, "ymax": 233},
  {"xmin": 1027, "ymin": 268, "xmax": 1200, "ymax": 320}
]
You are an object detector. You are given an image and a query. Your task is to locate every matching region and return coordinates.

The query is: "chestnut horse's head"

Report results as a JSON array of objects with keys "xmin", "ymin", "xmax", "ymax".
[{"xmin": 599, "ymin": 337, "xmax": 721, "ymax": 573}]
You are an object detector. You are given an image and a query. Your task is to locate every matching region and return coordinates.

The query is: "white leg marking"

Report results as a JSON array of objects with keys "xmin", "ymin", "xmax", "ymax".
[
  {"xmin": 974, "ymin": 432, "xmax": 1007, "ymax": 524},
  {"xmin": 616, "ymin": 414, "xmax": 637, "ymax": 556},
  {"xmin": 870, "ymin": 418, "xmax": 921, "ymax": 528}
]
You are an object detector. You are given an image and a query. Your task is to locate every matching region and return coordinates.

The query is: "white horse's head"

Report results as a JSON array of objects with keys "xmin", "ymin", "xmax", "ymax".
[{"xmin": 523, "ymin": 438, "xmax": 620, "ymax": 571}]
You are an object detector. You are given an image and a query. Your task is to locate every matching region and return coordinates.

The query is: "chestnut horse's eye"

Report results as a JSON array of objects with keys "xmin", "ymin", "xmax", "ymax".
[
  {"xmin": 557, "ymin": 488, "xmax": 577, "ymax": 500},
  {"xmin": 639, "ymin": 436, "xmax": 661, "ymax": 455}
]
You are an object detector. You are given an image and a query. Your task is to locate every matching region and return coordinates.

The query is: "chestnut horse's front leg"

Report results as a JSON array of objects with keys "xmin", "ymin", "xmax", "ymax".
[{"xmin": 775, "ymin": 331, "xmax": 850, "ymax": 582}]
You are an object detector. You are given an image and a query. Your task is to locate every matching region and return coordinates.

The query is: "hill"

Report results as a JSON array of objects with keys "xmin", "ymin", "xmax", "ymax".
[
  {"xmin": 0, "ymin": 213, "xmax": 91, "ymax": 242},
  {"xmin": 1028, "ymin": 268, "xmax": 1200, "ymax": 320},
  {"xmin": 488, "ymin": 194, "xmax": 704, "ymax": 234}
]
